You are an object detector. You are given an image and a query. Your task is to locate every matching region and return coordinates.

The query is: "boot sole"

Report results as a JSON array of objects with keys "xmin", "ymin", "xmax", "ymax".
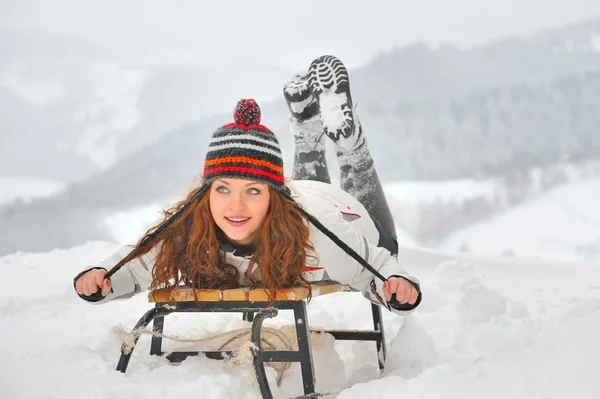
[
  {"xmin": 283, "ymin": 77, "xmax": 318, "ymax": 120},
  {"xmin": 308, "ymin": 55, "xmax": 355, "ymax": 141}
]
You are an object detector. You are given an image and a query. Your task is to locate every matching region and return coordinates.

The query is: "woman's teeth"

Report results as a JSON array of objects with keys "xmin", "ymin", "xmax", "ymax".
[{"xmin": 227, "ymin": 217, "xmax": 249, "ymax": 222}]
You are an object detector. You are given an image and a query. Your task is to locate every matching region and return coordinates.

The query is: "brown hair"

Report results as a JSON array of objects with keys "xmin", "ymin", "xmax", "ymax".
[{"xmin": 123, "ymin": 183, "xmax": 315, "ymax": 303}]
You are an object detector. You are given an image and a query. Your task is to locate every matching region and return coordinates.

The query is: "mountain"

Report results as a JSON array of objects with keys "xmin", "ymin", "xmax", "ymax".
[
  {"xmin": 441, "ymin": 177, "xmax": 600, "ymax": 261},
  {"xmin": 362, "ymin": 69, "xmax": 600, "ymax": 180},
  {"xmin": 352, "ymin": 16, "xmax": 600, "ymax": 105},
  {"xmin": 3, "ymin": 18, "xmax": 600, "ymax": 183},
  {"xmin": 2, "ymin": 17, "xmax": 600, "ymax": 256},
  {"xmin": 0, "ymin": 29, "xmax": 290, "ymax": 182},
  {"xmin": 0, "ymin": 85, "xmax": 100, "ymax": 180}
]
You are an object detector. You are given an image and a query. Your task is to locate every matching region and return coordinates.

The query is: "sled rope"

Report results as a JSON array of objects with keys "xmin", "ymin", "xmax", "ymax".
[{"xmin": 112, "ymin": 325, "xmax": 328, "ymax": 386}]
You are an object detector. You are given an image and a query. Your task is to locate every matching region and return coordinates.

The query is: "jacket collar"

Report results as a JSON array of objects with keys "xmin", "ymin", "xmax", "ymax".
[{"xmin": 217, "ymin": 230, "xmax": 257, "ymax": 257}]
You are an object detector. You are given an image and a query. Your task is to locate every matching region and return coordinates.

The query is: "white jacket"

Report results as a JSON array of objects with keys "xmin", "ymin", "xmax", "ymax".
[{"xmin": 77, "ymin": 180, "xmax": 421, "ymax": 315}]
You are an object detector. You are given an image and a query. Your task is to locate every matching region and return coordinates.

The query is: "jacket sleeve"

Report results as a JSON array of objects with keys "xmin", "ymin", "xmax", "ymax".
[
  {"xmin": 307, "ymin": 207, "xmax": 421, "ymax": 316},
  {"xmin": 73, "ymin": 245, "xmax": 156, "ymax": 305}
]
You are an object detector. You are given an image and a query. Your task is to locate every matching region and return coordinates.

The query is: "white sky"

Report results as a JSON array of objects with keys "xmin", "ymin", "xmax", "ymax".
[{"xmin": 2, "ymin": 0, "xmax": 600, "ymax": 70}]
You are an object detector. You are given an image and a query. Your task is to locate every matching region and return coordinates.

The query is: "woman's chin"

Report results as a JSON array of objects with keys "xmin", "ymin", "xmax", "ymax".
[{"xmin": 224, "ymin": 231, "xmax": 252, "ymax": 245}]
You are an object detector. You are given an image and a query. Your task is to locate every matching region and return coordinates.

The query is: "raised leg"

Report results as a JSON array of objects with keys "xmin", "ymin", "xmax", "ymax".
[
  {"xmin": 308, "ymin": 55, "xmax": 398, "ymax": 240},
  {"xmin": 284, "ymin": 73, "xmax": 331, "ymax": 184}
]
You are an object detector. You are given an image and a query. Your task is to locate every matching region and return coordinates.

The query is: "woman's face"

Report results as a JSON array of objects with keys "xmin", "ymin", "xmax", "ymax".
[{"xmin": 209, "ymin": 178, "xmax": 271, "ymax": 245}]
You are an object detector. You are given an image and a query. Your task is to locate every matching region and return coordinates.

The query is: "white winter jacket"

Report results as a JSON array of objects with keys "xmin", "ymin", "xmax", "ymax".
[{"xmin": 76, "ymin": 180, "xmax": 421, "ymax": 315}]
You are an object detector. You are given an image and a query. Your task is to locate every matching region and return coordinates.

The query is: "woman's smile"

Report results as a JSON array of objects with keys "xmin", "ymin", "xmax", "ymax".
[{"xmin": 225, "ymin": 216, "xmax": 251, "ymax": 227}]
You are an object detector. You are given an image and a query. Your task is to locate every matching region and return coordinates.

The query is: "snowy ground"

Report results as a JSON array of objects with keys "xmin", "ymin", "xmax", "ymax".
[
  {"xmin": 2, "ymin": 176, "xmax": 600, "ymax": 398},
  {"xmin": 384, "ymin": 178, "xmax": 497, "ymax": 206},
  {"xmin": 1, "ymin": 242, "xmax": 599, "ymax": 398},
  {"xmin": 443, "ymin": 178, "xmax": 600, "ymax": 262}
]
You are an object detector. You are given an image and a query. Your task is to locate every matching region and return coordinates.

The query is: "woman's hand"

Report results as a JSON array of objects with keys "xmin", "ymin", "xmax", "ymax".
[
  {"xmin": 383, "ymin": 277, "xmax": 419, "ymax": 305},
  {"xmin": 75, "ymin": 269, "xmax": 112, "ymax": 297}
]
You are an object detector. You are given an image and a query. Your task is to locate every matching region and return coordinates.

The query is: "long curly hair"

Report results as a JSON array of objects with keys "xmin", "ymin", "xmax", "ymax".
[{"xmin": 119, "ymin": 183, "xmax": 315, "ymax": 303}]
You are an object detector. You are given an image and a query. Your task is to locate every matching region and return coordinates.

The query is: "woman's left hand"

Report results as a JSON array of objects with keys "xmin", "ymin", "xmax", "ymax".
[{"xmin": 383, "ymin": 277, "xmax": 419, "ymax": 305}]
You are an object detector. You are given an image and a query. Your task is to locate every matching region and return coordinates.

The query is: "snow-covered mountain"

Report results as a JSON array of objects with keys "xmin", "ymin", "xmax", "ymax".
[
  {"xmin": 0, "ymin": 29, "xmax": 290, "ymax": 182},
  {"xmin": 0, "ymin": 177, "xmax": 65, "ymax": 206},
  {"xmin": 3, "ymin": 17, "xmax": 600, "ymax": 256},
  {"xmin": 352, "ymin": 16, "xmax": 600, "ymax": 104},
  {"xmin": 442, "ymin": 177, "xmax": 600, "ymax": 262},
  {"xmin": 3, "ymin": 17, "xmax": 600, "ymax": 182}
]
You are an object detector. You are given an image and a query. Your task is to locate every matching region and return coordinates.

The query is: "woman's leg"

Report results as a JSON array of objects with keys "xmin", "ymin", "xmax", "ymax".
[
  {"xmin": 307, "ymin": 55, "xmax": 398, "ymax": 241},
  {"xmin": 283, "ymin": 73, "xmax": 331, "ymax": 184}
]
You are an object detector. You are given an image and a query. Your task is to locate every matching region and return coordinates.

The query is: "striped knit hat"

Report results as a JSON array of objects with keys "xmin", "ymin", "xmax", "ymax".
[{"xmin": 202, "ymin": 99, "xmax": 285, "ymax": 190}]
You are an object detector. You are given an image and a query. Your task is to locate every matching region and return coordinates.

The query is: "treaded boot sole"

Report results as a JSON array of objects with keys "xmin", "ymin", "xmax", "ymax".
[
  {"xmin": 308, "ymin": 55, "xmax": 355, "ymax": 142},
  {"xmin": 283, "ymin": 74, "xmax": 318, "ymax": 121}
]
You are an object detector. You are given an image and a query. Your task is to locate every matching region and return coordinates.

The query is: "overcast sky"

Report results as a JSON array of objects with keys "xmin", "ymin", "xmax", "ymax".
[{"xmin": 2, "ymin": 0, "xmax": 600, "ymax": 70}]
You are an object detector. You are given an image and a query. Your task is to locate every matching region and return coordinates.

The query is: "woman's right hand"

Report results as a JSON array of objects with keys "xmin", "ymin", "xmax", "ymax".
[{"xmin": 75, "ymin": 269, "xmax": 112, "ymax": 297}]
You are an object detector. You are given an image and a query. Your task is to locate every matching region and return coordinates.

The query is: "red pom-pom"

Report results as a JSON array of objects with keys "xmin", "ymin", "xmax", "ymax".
[{"xmin": 233, "ymin": 99, "xmax": 261, "ymax": 126}]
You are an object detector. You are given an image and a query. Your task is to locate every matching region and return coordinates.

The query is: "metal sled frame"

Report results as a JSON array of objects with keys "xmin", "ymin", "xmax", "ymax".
[{"xmin": 115, "ymin": 283, "xmax": 387, "ymax": 399}]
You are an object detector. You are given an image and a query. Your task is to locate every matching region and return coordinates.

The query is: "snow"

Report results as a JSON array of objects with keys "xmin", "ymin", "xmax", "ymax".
[
  {"xmin": 2, "ymin": 175, "xmax": 600, "ymax": 397},
  {"xmin": 2, "ymin": 238, "xmax": 600, "ymax": 398},
  {"xmin": 384, "ymin": 179, "xmax": 496, "ymax": 206},
  {"xmin": 102, "ymin": 203, "xmax": 166, "ymax": 244},
  {"xmin": 442, "ymin": 178, "xmax": 600, "ymax": 262}
]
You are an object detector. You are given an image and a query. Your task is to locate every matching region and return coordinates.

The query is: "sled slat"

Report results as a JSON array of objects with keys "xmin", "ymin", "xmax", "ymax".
[
  {"xmin": 222, "ymin": 288, "xmax": 250, "ymax": 301},
  {"xmin": 313, "ymin": 283, "xmax": 350, "ymax": 296},
  {"xmin": 248, "ymin": 287, "xmax": 306, "ymax": 301},
  {"xmin": 149, "ymin": 282, "xmax": 348, "ymax": 303},
  {"xmin": 150, "ymin": 288, "xmax": 222, "ymax": 302}
]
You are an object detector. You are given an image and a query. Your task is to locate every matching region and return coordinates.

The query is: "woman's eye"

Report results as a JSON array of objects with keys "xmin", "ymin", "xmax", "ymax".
[
  {"xmin": 216, "ymin": 186, "xmax": 229, "ymax": 193},
  {"xmin": 248, "ymin": 188, "xmax": 261, "ymax": 195}
]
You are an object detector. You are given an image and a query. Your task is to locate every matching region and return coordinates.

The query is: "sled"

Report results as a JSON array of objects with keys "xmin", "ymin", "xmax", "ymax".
[{"xmin": 115, "ymin": 281, "xmax": 388, "ymax": 398}]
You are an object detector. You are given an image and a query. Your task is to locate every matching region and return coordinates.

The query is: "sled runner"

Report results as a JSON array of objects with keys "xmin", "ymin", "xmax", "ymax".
[{"xmin": 116, "ymin": 281, "xmax": 387, "ymax": 398}]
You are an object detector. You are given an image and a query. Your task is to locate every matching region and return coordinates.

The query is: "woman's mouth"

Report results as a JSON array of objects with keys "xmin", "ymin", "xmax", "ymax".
[{"xmin": 225, "ymin": 217, "xmax": 250, "ymax": 227}]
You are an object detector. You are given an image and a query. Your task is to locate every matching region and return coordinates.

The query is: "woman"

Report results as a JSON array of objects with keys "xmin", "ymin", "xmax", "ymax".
[{"xmin": 74, "ymin": 55, "xmax": 421, "ymax": 314}]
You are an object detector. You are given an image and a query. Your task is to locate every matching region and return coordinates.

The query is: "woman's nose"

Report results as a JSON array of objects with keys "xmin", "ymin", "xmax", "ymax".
[{"xmin": 229, "ymin": 193, "xmax": 247, "ymax": 211}]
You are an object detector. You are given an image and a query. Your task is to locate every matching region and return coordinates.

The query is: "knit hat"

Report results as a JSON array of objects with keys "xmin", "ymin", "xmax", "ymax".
[{"xmin": 202, "ymin": 99, "xmax": 285, "ymax": 190}]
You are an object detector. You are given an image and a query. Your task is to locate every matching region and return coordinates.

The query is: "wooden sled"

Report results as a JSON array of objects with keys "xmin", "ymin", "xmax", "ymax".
[{"xmin": 116, "ymin": 282, "xmax": 387, "ymax": 398}]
